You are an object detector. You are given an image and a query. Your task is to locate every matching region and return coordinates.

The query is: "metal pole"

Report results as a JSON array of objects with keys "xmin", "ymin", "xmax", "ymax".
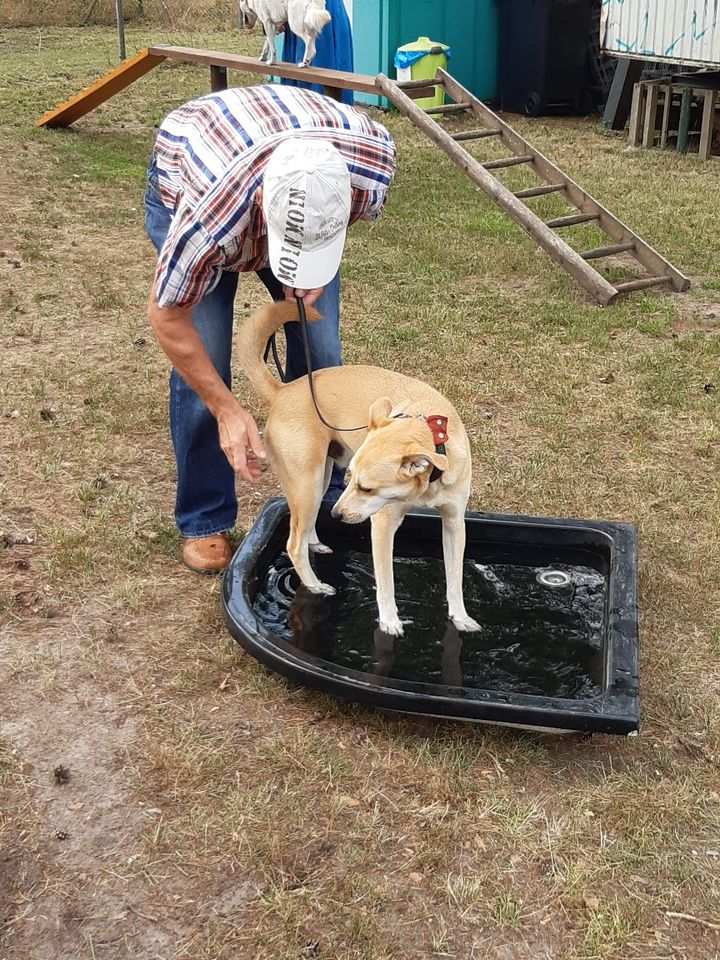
[{"xmin": 115, "ymin": 0, "xmax": 126, "ymax": 62}]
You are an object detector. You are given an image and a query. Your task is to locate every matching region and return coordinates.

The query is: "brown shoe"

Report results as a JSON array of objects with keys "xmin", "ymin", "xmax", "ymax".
[{"xmin": 181, "ymin": 532, "xmax": 232, "ymax": 574}]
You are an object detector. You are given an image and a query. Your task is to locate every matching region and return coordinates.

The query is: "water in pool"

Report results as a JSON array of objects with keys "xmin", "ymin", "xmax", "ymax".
[{"xmin": 251, "ymin": 542, "xmax": 606, "ymax": 701}]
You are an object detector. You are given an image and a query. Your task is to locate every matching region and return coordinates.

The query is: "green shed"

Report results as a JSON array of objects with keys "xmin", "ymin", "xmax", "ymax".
[{"xmin": 352, "ymin": 0, "xmax": 498, "ymax": 106}]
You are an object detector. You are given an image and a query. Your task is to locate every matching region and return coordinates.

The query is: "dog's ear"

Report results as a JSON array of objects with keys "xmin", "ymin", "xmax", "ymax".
[
  {"xmin": 368, "ymin": 397, "xmax": 393, "ymax": 430},
  {"xmin": 400, "ymin": 448, "xmax": 449, "ymax": 478}
]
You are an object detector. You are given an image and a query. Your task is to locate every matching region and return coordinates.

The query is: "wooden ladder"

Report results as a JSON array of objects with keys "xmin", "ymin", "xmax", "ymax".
[{"xmin": 377, "ymin": 70, "xmax": 690, "ymax": 305}]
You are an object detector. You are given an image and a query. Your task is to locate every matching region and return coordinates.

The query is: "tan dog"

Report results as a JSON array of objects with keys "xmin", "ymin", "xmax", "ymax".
[{"xmin": 237, "ymin": 301, "xmax": 481, "ymax": 636}]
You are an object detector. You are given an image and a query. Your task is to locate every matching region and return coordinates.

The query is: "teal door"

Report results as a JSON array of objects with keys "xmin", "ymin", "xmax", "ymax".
[
  {"xmin": 353, "ymin": 0, "xmax": 498, "ymax": 106},
  {"xmin": 352, "ymin": 0, "xmax": 392, "ymax": 106}
]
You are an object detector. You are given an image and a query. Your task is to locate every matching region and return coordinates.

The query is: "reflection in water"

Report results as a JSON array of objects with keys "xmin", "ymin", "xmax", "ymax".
[{"xmin": 252, "ymin": 547, "xmax": 606, "ymax": 701}]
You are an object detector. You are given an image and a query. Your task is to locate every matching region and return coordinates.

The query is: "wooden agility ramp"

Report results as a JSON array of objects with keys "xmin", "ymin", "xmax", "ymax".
[
  {"xmin": 35, "ymin": 46, "xmax": 426, "ymax": 129},
  {"xmin": 36, "ymin": 48, "xmax": 167, "ymax": 128},
  {"xmin": 36, "ymin": 47, "xmax": 688, "ymax": 304}
]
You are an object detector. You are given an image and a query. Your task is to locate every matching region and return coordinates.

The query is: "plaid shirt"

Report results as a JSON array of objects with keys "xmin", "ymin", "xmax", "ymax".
[{"xmin": 151, "ymin": 84, "xmax": 397, "ymax": 308}]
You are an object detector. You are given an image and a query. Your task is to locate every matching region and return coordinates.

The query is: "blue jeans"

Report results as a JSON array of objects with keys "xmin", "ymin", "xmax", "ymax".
[{"xmin": 144, "ymin": 161, "xmax": 343, "ymax": 537}]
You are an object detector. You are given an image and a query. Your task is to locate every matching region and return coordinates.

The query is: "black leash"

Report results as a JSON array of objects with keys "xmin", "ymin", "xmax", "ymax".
[
  {"xmin": 263, "ymin": 297, "xmax": 445, "ymax": 482},
  {"xmin": 263, "ymin": 331, "xmax": 287, "ymax": 383},
  {"xmin": 295, "ymin": 295, "xmax": 366, "ymax": 433}
]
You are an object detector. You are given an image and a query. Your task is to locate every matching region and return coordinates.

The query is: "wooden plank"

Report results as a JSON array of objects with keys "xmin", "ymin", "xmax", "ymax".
[
  {"xmin": 677, "ymin": 88, "xmax": 692, "ymax": 154},
  {"xmin": 148, "ymin": 45, "xmax": 380, "ymax": 96},
  {"xmin": 435, "ymin": 70, "xmax": 690, "ymax": 292},
  {"xmin": 628, "ymin": 82, "xmax": 644, "ymax": 147},
  {"xmin": 376, "ymin": 73, "xmax": 619, "ymax": 306},
  {"xmin": 580, "ymin": 242, "xmax": 635, "ymax": 260},
  {"xmin": 36, "ymin": 47, "xmax": 167, "ymax": 128},
  {"xmin": 514, "ymin": 183, "xmax": 566, "ymax": 199},
  {"xmin": 602, "ymin": 56, "xmax": 644, "ymax": 131},
  {"xmin": 642, "ymin": 83, "xmax": 659, "ymax": 148},
  {"xmin": 699, "ymin": 89, "xmax": 717, "ymax": 161},
  {"xmin": 451, "ymin": 128, "xmax": 502, "ymax": 141},
  {"xmin": 659, "ymin": 85, "xmax": 672, "ymax": 148}
]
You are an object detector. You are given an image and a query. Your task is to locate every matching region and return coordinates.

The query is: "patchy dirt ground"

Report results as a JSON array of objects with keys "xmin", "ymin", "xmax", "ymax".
[
  {"xmin": 2, "ymin": 25, "xmax": 720, "ymax": 960},
  {"xmin": 0, "ymin": 138, "xmax": 284, "ymax": 957}
]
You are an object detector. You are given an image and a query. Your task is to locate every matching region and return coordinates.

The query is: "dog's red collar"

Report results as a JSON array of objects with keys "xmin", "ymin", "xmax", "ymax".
[
  {"xmin": 425, "ymin": 415, "xmax": 448, "ymax": 451},
  {"xmin": 390, "ymin": 412, "xmax": 447, "ymax": 483},
  {"xmin": 426, "ymin": 415, "xmax": 447, "ymax": 483}
]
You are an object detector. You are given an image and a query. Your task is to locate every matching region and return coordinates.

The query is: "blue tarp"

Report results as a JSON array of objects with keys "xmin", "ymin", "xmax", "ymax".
[
  {"xmin": 281, "ymin": 0, "xmax": 355, "ymax": 106},
  {"xmin": 394, "ymin": 48, "xmax": 452, "ymax": 70}
]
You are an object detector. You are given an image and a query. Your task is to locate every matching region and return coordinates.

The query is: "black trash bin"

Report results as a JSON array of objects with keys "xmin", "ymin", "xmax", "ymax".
[{"xmin": 498, "ymin": 0, "xmax": 594, "ymax": 116}]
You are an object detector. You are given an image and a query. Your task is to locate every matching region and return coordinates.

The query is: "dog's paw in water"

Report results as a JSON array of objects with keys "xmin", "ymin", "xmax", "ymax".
[
  {"xmin": 451, "ymin": 614, "xmax": 482, "ymax": 632},
  {"xmin": 378, "ymin": 618, "xmax": 404, "ymax": 637},
  {"xmin": 307, "ymin": 581, "xmax": 336, "ymax": 596}
]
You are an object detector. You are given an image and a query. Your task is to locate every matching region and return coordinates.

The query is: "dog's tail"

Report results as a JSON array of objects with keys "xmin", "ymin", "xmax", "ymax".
[
  {"xmin": 237, "ymin": 300, "xmax": 322, "ymax": 405},
  {"xmin": 304, "ymin": 0, "xmax": 331, "ymax": 32}
]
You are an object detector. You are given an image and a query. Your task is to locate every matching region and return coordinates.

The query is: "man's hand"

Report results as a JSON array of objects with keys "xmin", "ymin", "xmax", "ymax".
[
  {"xmin": 148, "ymin": 295, "xmax": 267, "ymax": 482},
  {"xmin": 216, "ymin": 401, "xmax": 267, "ymax": 482},
  {"xmin": 282, "ymin": 285, "xmax": 324, "ymax": 307}
]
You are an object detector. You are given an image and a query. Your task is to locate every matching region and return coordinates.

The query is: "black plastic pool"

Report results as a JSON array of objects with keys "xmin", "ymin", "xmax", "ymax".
[{"xmin": 222, "ymin": 499, "xmax": 639, "ymax": 734}]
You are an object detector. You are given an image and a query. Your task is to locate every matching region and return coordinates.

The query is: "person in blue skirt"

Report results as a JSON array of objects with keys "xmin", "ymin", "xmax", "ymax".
[{"xmin": 280, "ymin": 0, "xmax": 354, "ymax": 105}]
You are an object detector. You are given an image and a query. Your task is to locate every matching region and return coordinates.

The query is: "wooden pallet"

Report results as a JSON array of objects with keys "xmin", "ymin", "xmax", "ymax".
[{"xmin": 377, "ymin": 70, "xmax": 690, "ymax": 305}]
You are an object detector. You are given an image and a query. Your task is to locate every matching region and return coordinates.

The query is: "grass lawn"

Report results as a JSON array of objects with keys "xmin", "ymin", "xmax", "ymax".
[{"xmin": 1, "ymin": 24, "xmax": 720, "ymax": 960}]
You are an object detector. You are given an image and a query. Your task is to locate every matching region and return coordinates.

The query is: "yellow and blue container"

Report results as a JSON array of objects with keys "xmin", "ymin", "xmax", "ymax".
[{"xmin": 394, "ymin": 36, "xmax": 450, "ymax": 110}]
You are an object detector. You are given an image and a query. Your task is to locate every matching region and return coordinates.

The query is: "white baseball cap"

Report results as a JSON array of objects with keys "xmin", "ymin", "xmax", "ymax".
[{"xmin": 263, "ymin": 138, "xmax": 352, "ymax": 290}]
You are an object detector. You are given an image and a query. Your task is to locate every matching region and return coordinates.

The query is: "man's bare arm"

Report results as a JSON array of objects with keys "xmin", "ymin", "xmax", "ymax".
[{"xmin": 148, "ymin": 294, "xmax": 266, "ymax": 481}]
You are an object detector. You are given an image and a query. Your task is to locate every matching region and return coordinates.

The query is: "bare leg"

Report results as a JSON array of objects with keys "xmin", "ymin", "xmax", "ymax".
[
  {"xmin": 370, "ymin": 503, "xmax": 409, "ymax": 635},
  {"xmin": 266, "ymin": 22, "xmax": 277, "ymax": 64},
  {"xmin": 438, "ymin": 501, "xmax": 481, "ymax": 631},
  {"xmin": 260, "ymin": 21, "xmax": 277, "ymax": 63},
  {"xmin": 286, "ymin": 479, "xmax": 334, "ymax": 594},
  {"xmin": 300, "ymin": 33, "xmax": 317, "ymax": 66},
  {"xmin": 309, "ymin": 457, "xmax": 334, "ymax": 555},
  {"xmin": 267, "ymin": 429, "xmax": 333, "ymax": 594}
]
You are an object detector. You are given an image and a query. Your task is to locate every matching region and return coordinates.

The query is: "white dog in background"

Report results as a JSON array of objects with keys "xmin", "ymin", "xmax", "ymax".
[{"xmin": 238, "ymin": 0, "xmax": 332, "ymax": 67}]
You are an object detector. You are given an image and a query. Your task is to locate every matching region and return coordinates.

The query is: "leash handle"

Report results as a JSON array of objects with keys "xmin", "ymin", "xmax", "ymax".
[{"xmin": 296, "ymin": 294, "xmax": 366, "ymax": 434}]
